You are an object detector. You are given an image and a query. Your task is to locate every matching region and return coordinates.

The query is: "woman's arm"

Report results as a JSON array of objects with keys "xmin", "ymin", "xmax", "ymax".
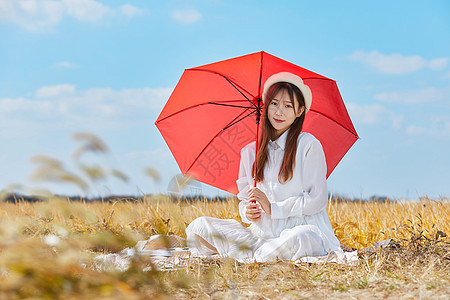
[
  {"xmin": 236, "ymin": 143, "xmax": 256, "ymax": 223},
  {"xmin": 270, "ymin": 138, "xmax": 328, "ymax": 219}
]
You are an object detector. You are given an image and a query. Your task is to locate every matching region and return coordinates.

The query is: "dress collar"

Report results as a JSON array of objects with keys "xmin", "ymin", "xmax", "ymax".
[{"xmin": 269, "ymin": 128, "xmax": 290, "ymax": 151}]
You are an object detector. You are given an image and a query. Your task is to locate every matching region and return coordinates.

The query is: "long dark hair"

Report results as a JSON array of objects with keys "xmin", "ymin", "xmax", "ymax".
[{"xmin": 253, "ymin": 82, "xmax": 306, "ymax": 183}]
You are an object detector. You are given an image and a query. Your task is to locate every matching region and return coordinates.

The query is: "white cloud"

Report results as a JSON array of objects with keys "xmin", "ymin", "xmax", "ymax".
[
  {"xmin": 120, "ymin": 4, "xmax": 144, "ymax": 17},
  {"xmin": 62, "ymin": 0, "xmax": 111, "ymax": 22},
  {"xmin": 350, "ymin": 87, "xmax": 450, "ymax": 138},
  {"xmin": 171, "ymin": 9, "xmax": 202, "ymax": 24},
  {"xmin": 1, "ymin": 84, "xmax": 173, "ymax": 133},
  {"xmin": 0, "ymin": 97, "xmax": 52, "ymax": 114},
  {"xmin": 406, "ymin": 115, "xmax": 450, "ymax": 138},
  {"xmin": 406, "ymin": 125, "xmax": 427, "ymax": 136},
  {"xmin": 35, "ymin": 83, "xmax": 76, "ymax": 98},
  {"xmin": 0, "ymin": 0, "xmax": 143, "ymax": 31},
  {"xmin": 428, "ymin": 58, "xmax": 449, "ymax": 70},
  {"xmin": 346, "ymin": 102, "xmax": 403, "ymax": 130},
  {"xmin": 374, "ymin": 87, "xmax": 447, "ymax": 104},
  {"xmin": 349, "ymin": 50, "xmax": 449, "ymax": 74},
  {"xmin": 0, "ymin": 0, "xmax": 65, "ymax": 31},
  {"xmin": 346, "ymin": 103, "xmax": 386, "ymax": 125}
]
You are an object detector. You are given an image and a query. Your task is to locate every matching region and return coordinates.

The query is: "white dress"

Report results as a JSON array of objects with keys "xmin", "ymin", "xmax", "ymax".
[{"xmin": 186, "ymin": 129, "xmax": 342, "ymax": 262}]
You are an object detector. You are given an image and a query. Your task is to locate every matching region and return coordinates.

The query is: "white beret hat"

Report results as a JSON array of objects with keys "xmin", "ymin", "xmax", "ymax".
[{"xmin": 262, "ymin": 72, "xmax": 312, "ymax": 113}]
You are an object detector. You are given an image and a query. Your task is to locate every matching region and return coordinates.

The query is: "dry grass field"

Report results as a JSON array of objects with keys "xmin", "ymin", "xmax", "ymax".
[{"xmin": 0, "ymin": 194, "xmax": 448, "ymax": 299}]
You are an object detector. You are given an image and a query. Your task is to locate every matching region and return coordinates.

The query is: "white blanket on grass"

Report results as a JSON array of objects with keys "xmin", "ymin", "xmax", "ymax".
[{"xmin": 94, "ymin": 236, "xmax": 392, "ymax": 271}]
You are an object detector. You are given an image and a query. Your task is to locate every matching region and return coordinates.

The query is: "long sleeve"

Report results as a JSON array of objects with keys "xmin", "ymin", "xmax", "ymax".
[
  {"xmin": 236, "ymin": 143, "xmax": 255, "ymax": 224},
  {"xmin": 270, "ymin": 138, "xmax": 328, "ymax": 219}
]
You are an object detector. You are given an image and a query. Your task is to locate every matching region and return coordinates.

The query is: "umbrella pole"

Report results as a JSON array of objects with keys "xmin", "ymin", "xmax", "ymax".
[
  {"xmin": 253, "ymin": 99, "xmax": 262, "ymax": 188},
  {"xmin": 253, "ymin": 122, "xmax": 259, "ymax": 188}
]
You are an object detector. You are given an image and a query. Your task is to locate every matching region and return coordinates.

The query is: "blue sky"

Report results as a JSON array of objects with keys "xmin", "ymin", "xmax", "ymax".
[{"xmin": 1, "ymin": 0, "xmax": 449, "ymax": 199}]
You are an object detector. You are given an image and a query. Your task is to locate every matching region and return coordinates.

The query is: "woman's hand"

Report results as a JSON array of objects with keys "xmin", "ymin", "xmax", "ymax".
[
  {"xmin": 248, "ymin": 187, "xmax": 271, "ymax": 215},
  {"xmin": 245, "ymin": 201, "xmax": 262, "ymax": 222}
]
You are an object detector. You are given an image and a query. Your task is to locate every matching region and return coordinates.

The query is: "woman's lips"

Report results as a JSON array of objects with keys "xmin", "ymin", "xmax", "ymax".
[{"xmin": 274, "ymin": 118, "xmax": 284, "ymax": 123}]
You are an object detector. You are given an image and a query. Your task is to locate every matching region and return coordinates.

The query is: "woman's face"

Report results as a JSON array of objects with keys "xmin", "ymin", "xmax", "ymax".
[{"xmin": 267, "ymin": 89, "xmax": 304, "ymax": 139}]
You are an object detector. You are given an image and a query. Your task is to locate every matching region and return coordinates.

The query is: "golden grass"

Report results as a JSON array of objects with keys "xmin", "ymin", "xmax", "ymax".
[{"xmin": 0, "ymin": 194, "xmax": 448, "ymax": 299}]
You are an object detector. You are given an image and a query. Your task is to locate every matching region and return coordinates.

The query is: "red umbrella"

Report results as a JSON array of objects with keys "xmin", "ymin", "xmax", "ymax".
[{"xmin": 155, "ymin": 51, "xmax": 358, "ymax": 195}]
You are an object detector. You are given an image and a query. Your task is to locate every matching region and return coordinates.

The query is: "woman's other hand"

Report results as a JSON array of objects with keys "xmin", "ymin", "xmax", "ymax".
[
  {"xmin": 245, "ymin": 201, "xmax": 262, "ymax": 222},
  {"xmin": 248, "ymin": 187, "xmax": 271, "ymax": 215}
]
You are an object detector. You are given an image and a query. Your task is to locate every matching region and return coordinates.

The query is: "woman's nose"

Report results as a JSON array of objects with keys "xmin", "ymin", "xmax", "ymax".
[{"xmin": 276, "ymin": 105, "xmax": 284, "ymax": 114}]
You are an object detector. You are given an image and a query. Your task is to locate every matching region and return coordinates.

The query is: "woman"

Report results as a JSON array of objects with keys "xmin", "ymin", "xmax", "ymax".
[{"xmin": 186, "ymin": 72, "xmax": 342, "ymax": 262}]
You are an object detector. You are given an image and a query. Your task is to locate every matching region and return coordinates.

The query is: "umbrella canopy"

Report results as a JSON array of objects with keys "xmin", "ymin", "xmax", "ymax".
[{"xmin": 155, "ymin": 51, "xmax": 358, "ymax": 195}]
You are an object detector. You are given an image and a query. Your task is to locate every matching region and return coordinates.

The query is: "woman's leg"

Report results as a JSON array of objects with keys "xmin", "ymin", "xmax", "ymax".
[
  {"xmin": 255, "ymin": 225, "xmax": 326, "ymax": 261},
  {"xmin": 192, "ymin": 233, "xmax": 218, "ymax": 253},
  {"xmin": 186, "ymin": 216, "xmax": 259, "ymax": 259}
]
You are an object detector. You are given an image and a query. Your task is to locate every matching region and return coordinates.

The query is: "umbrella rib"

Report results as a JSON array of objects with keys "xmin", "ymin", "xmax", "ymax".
[
  {"xmin": 308, "ymin": 109, "xmax": 359, "ymax": 138},
  {"xmin": 156, "ymin": 100, "xmax": 254, "ymax": 124},
  {"xmin": 188, "ymin": 69, "xmax": 257, "ymax": 109},
  {"xmin": 257, "ymin": 51, "xmax": 264, "ymax": 98},
  {"xmin": 222, "ymin": 109, "xmax": 256, "ymax": 131},
  {"xmin": 208, "ymin": 102, "xmax": 254, "ymax": 109},
  {"xmin": 222, "ymin": 77, "xmax": 257, "ymax": 109},
  {"xmin": 185, "ymin": 108, "xmax": 256, "ymax": 174}
]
